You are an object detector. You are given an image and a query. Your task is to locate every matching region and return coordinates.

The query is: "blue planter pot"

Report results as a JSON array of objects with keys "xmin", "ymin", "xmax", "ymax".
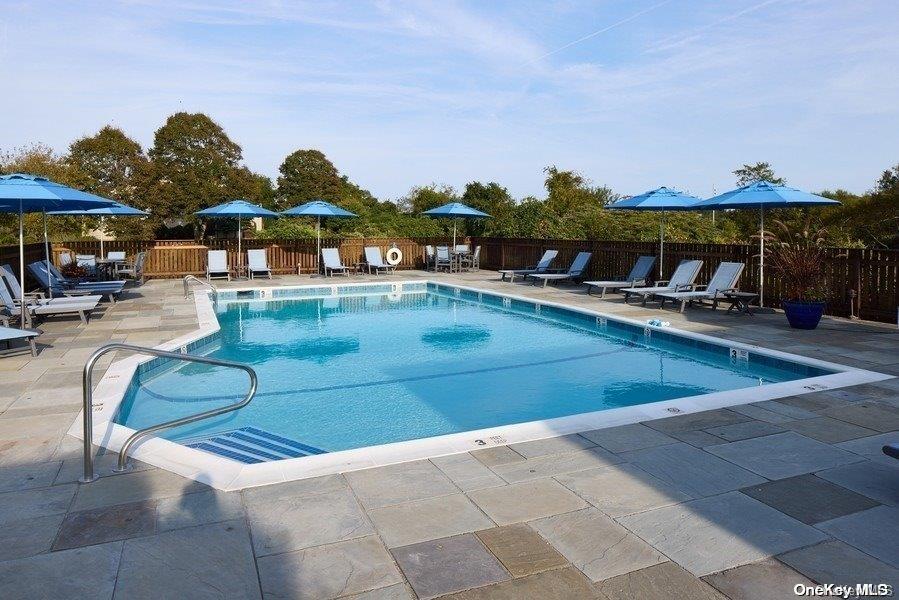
[{"xmin": 783, "ymin": 300, "xmax": 826, "ymax": 330}]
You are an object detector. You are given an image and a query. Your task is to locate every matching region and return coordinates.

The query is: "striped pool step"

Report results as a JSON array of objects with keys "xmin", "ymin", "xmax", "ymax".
[{"xmin": 186, "ymin": 426, "xmax": 327, "ymax": 464}]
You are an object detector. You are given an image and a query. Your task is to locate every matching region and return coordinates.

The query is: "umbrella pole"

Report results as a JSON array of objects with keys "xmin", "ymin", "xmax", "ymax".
[
  {"xmin": 100, "ymin": 217, "xmax": 104, "ymax": 258},
  {"xmin": 316, "ymin": 216, "xmax": 321, "ymax": 276},
  {"xmin": 238, "ymin": 215, "xmax": 242, "ymax": 278},
  {"xmin": 659, "ymin": 210, "xmax": 665, "ymax": 279},
  {"xmin": 43, "ymin": 210, "xmax": 53, "ymax": 300},
  {"xmin": 759, "ymin": 206, "xmax": 765, "ymax": 308},
  {"xmin": 453, "ymin": 221, "xmax": 457, "ymax": 248},
  {"xmin": 19, "ymin": 201, "xmax": 26, "ymax": 329}
]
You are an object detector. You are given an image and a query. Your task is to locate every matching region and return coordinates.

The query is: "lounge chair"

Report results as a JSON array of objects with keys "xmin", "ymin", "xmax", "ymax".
[
  {"xmin": 0, "ymin": 325, "xmax": 40, "ymax": 357},
  {"xmin": 884, "ymin": 444, "xmax": 899, "ymax": 461},
  {"xmin": 206, "ymin": 250, "xmax": 231, "ymax": 281},
  {"xmin": 584, "ymin": 256, "xmax": 657, "ymax": 298},
  {"xmin": 528, "ymin": 252, "xmax": 592, "ymax": 287},
  {"xmin": 621, "ymin": 259, "xmax": 703, "ymax": 305},
  {"xmin": 116, "ymin": 252, "xmax": 147, "ymax": 284},
  {"xmin": 321, "ymin": 248, "xmax": 351, "ymax": 277},
  {"xmin": 364, "ymin": 247, "xmax": 396, "ymax": 275},
  {"xmin": 1, "ymin": 265, "xmax": 99, "ymax": 307},
  {"xmin": 0, "ymin": 277, "xmax": 99, "ymax": 326},
  {"xmin": 29, "ymin": 262, "xmax": 123, "ymax": 304},
  {"xmin": 657, "ymin": 262, "xmax": 745, "ymax": 313},
  {"xmin": 247, "ymin": 249, "xmax": 272, "ymax": 279},
  {"xmin": 497, "ymin": 250, "xmax": 559, "ymax": 282}
]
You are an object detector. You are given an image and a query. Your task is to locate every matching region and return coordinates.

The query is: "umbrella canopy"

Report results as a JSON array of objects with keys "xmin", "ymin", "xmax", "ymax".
[
  {"xmin": 421, "ymin": 202, "xmax": 491, "ymax": 247},
  {"xmin": 691, "ymin": 181, "xmax": 840, "ymax": 307},
  {"xmin": 0, "ymin": 174, "xmax": 117, "ymax": 327},
  {"xmin": 195, "ymin": 200, "xmax": 279, "ymax": 278},
  {"xmin": 607, "ymin": 187, "xmax": 701, "ymax": 277},
  {"xmin": 280, "ymin": 200, "xmax": 357, "ymax": 275}
]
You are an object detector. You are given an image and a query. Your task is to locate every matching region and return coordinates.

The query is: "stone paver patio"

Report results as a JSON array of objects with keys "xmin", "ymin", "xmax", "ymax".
[{"xmin": 1, "ymin": 270, "xmax": 898, "ymax": 598}]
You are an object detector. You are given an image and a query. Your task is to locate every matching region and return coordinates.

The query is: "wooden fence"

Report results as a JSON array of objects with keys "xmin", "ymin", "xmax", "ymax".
[{"xmin": 3, "ymin": 237, "xmax": 897, "ymax": 324}]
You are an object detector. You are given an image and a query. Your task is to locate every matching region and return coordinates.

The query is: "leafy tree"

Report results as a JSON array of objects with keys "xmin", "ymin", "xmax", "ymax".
[
  {"xmin": 733, "ymin": 162, "xmax": 784, "ymax": 186},
  {"xmin": 276, "ymin": 149, "xmax": 344, "ymax": 210},
  {"xmin": 460, "ymin": 182, "xmax": 515, "ymax": 236}
]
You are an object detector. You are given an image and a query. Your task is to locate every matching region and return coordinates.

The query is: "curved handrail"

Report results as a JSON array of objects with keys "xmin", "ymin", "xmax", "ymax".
[
  {"xmin": 183, "ymin": 275, "xmax": 217, "ymax": 299},
  {"xmin": 80, "ymin": 343, "xmax": 257, "ymax": 482}
]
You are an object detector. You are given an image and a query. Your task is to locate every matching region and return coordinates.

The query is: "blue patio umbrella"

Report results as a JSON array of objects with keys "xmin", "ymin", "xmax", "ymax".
[
  {"xmin": 690, "ymin": 181, "xmax": 840, "ymax": 306},
  {"xmin": 48, "ymin": 201, "xmax": 148, "ymax": 260},
  {"xmin": 0, "ymin": 174, "xmax": 118, "ymax": 326},
  {"xmin": 607, "ymin": 187, "xmax": 701, "ymax": 278},
  {"xmin": 195, "ymin": 200, "xmax": 280, "ymax": 277},
  {"xmin": 421, "ymin": 202, "xmax": 491, "ymax": 248},
  {"xmin": 281, "ymin": 200, "xmax": 357, "ymax": 275}
]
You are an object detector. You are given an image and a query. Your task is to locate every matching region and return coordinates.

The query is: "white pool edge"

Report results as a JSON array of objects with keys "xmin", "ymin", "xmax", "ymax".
[{"xmin": 69, "ymin": 279, "xmax": 894, "ymax": 491}]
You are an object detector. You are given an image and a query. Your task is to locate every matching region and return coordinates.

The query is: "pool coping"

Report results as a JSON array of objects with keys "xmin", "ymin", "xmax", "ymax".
[{"xmin": 69, "ymin": 279, "xmax": 894, "ymax": 491}]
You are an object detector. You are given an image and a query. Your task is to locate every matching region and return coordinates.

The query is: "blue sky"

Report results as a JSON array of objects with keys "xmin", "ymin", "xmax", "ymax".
[{"xmin": 2, "ymin": 0, "xmax": 898, "ymax": 200}]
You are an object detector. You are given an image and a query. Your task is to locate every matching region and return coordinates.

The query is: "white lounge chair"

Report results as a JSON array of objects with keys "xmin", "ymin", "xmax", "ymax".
[
  {"xmin": 321, "ymin": 248, "xmax": 351, "ymax": 277},
  {"xmin": 0, "ymin": 277, "xmax": 99, "ymax": 326},
  {"xmin": 0, "ymin": 325, "xmax": 40, "ymax": 357},
  {"xmin": 29, "ymin": 262, "xmax": 123, "ymax": 304},
  {"xmin": 657, "ymin": 262, "xmax": 745, "ymax": 313},
  {"xmin": 206, "ymin": 250, "xmax": 231, "ymax": 281},
  {"xmin": 584, "ymin": 256, "xmax": 657, "ymax": 298},
  {"xmin": 247, "ymin": 249, "xmax": 272, "ymax": 279},
  {"xmin": 528, "ymin": 252, "xmax": 592, "ymax": 287},
  {"xmin": 364, "ymin": 247, "xmax": 396, "ymax": 275},
  {"xmin": 498, "ymin": 250, "xmax": 559, "ymax": 282},
  {"xmin": 621, "ymin": 259, "xmax": 703, "ymax": 305}
]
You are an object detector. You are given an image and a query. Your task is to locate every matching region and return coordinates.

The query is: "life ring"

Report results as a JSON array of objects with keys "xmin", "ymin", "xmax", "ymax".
[{"xmin": 386, "ymin": 247, "xmax": 403, "ymax": 265}]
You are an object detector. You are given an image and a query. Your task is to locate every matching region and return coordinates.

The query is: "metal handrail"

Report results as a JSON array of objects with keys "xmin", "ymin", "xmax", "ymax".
[
  {"xmin": 80, "ymin": 343, "xmax": 257, "ymax": 483},
  {"xmin": 183, "ymin": 275, "xmax": 217, "ymax": 298}
]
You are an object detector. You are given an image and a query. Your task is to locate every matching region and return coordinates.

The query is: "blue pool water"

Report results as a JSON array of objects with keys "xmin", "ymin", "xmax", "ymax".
[{"xmin": 116, "ymin": 286, "xmax": 831, "ymax": 456}]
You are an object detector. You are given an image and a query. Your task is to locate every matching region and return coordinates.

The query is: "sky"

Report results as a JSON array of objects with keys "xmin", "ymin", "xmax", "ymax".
[{"xmin": 1, "ymin": 0, "xmax": 898, "ymax": 201}]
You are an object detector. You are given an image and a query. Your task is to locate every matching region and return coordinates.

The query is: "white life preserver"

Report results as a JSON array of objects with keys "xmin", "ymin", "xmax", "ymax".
[{"xmin": 386, "ymin": 247, "xmax": 403, "ymax": 265}]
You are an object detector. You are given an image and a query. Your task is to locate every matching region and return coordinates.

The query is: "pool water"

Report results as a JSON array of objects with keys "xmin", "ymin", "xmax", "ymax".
[{"xmin": 116, "ymin": 288, "xmax": 829, "ymax": 454}]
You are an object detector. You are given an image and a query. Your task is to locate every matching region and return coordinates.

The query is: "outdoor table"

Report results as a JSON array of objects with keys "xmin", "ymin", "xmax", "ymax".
[
  {"xmin": 721, "ymin": 291, "xmax": 759, "ymax": 316},
  {"xmin": 95, "ymin": 258, "xmax": 125, "ymax": 281},
  {"xmin": 450, "ymin": 250, "xmax": 470, "ymax": 272}
]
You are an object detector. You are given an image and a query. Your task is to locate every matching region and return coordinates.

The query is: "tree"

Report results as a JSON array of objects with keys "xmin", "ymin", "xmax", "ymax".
[
  {"xmin": 733, "ymin": 162, "xmax": 784, "ymax": 186},
  {"xmin": 276, "ymin": 149, "xmax": 344, "ymax": 209},
  {"xmin": 460, "ymin": 181, "xmax": 515, "ymax": 236},
  {"xmin": 146, "ymin": 112, "xmax": 245, "ymax": 237}
]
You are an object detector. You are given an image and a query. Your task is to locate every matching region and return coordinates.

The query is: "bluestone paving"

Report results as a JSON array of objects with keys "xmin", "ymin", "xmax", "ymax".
[
  {"xmin": 257, "ymin": 536, "xmax": 403, "ymax": 600},
  {"xmin": 705, "ymin": 431, "xmax": 862, "ymax": 479},
  {"xmin": 703, "ymin": 558, "xmax": 815, "ymax": 600},
  {"xmin": 0, "ymin": 272, "xmax": 896, "ymax": 597},
  {"xmin": 740, "ymin": 474, "xmax": 880, "ymax": 524},
  {"xmin": 0, "ymin": 542, "xmax": 122, "ymax": 600},
  {"xmin": 824, "ymin": 402, "xmax": 899, "ymax": 432},
  {"xmin": 114, "ymin": 520, "xmax": 261, "ymax": 599},
  {"xmin": 531, "ymin": 507, "xmax": 667, "ymax": 582},
  {"xmin": 53, "ymin": 499, "xmax": 157, "ymax": 550},
  {"xmin": 508, "ymin": 434, "xmax": 596, "ymax": 458},
  {"xmin": 367, "ymin": 493, "xmax": 494, "ymax": 548},
  {"xmin": 619, "ymin": 442, "xmax": 764, "ymax": 497},
  {"xmin": 618, "ymin": 491, "xmax": 828, "ymax": 576},
  {"xmin": 391, "ymin": 533, "xmax": 510, "ymax": 599},
  {"xmin": 778, "ymin": 541, "xmax": 899, "ymax": 588},
  {"xmin": 554, "ymin": 463, "xmax": 691, "ymax": 517},
  {"xmin": 816, "ymin": 506, "xmax": 899, "ymax": 568},
  {"xmin": 467, "ymin": 478, "xmax": 587, "ymax": 525},
  {"xmin": 475, "ymin": 523, "xmax": 568, "ymax": 578},
  {"xmin": 837, "ymin": 431, "xmax": 899, "ymax": 460},
  {"xmin": 345, "ymin": 459, "xmax": 458, "ymax": 509},
  {"xmin": 704, "ymin": 420, "xmax": 785, "ymax": 441},
  {"xmin": 595, "ymin": 562, "xmax": 727, "ymax": 600}
]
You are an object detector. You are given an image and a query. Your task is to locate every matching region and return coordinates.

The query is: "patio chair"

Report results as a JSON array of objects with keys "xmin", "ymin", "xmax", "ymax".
[
  {"xmin": 0, "ymin": 325, "xmax": 40, "ymax": 357},
  {"xmin": 364, "ymin": 247, "xmax": 396, "ymax": 275},
  {"xmin": 657, "ymin": 262, "xmax": 745, "ymax": 313},
  {"xmin": 528, "ymin": 252, "xmax": 593, "ymax": 287},
  {"xmin": 424, "ymin": 245, "xmax": 436, "ymax": 271},
  {"xmin": 76, "ymin": 254, "xmax": 97, "ymax": 276},
  {"xmin": 116, "ymin": 252, "xmax": 147, "ymax": 284},
  {"xmin": 455, "ymin": 244, "xmax": 470, "ymax": 253},
  {"xmin": 58, "ymin": 252, "xmax": 73, "ymax": 267},
  {"xmin": 584, "ymin": 255, "xmax": 657, "ymax": 298},
  {"xmin": 435, "ymin": 246, "xmax": 453, "ymax": 272},
  {"xmin": 206, "ymin": 250, "xmax": 231, "ymax": 281},
  {"xmin": 1, "ymin": 265, "xmax": 99, "ymax": 307},
  {"xmin": 247, "ymin": 249, "xmax": 272, "ymax": 279},
  {"xmin": 29, "ymin": 262, "xmax": 123, "ymax": 304},
  {"xmin": 0, "ymin": 276, "xmax": 99, "ymax": 326},
  {"xmin": 107, "ymin": 251, "xmax": 126, "ymax": 261},
  {"xmin": 321, "ymin": 248, "xmax": 351, "ymax": 277},
  {"xmin": 497, "ymin": 250, "xmax": 559, "ymax": 282},
  {"xmin": 461, "ymin": 246, "xmax": 481, "ymax": 271},
  {"xmin": 621, "ymin": 259, "xmax": 704, "ymax": 305}
]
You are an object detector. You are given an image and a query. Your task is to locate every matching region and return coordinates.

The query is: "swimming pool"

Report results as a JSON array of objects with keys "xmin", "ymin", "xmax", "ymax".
[{"xmin": 83, "ymin": 280, "xmax": 886, "ymax": 489}]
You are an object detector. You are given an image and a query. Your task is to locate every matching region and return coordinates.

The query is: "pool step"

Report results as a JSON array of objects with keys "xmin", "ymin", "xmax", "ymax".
[{"xmin": 186, "ymin": 426, "xmax": 327, "ymax": 464}]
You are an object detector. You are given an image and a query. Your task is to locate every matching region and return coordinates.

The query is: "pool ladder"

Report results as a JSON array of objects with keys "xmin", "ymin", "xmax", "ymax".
[
  {"xmin": 79, "ymin": 343, "xmax": 257, "ymax": 483},
  {"xmin": 183, "ymin": 275, "xmax": 218, "ymax": 299}
]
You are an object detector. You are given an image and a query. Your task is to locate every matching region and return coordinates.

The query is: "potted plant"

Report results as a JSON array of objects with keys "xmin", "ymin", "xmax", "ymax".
[{"xmin": 766, "ymin": 219, "xmax": 830, "ymax": 330}]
